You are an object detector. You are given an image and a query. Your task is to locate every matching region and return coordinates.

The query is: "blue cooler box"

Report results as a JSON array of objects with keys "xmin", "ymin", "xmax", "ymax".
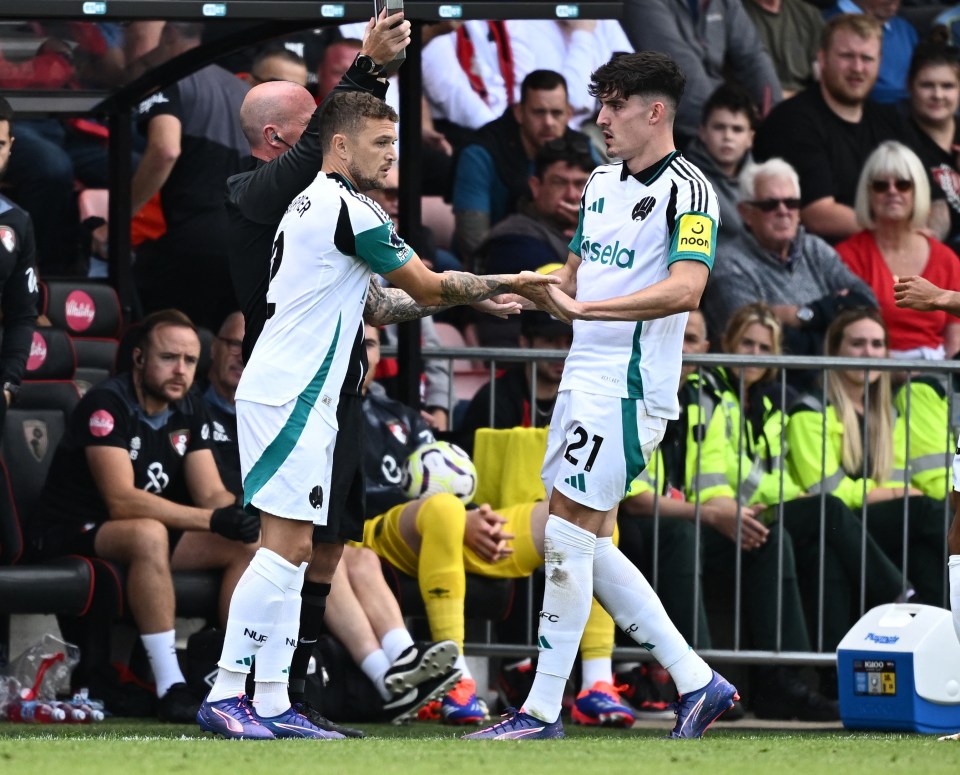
[{"xmin": 837, "ymin": 603, "xmax": 960, "ymax": 733}]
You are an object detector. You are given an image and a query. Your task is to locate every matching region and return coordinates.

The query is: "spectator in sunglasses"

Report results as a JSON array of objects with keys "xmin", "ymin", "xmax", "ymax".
[
  {"xmin": 701, "ymin": 157, "xmax": 876, "ymax": 381},
  {"xmin": 754, "ymin": 15, "xmax": 947, "ymax": 244},
  {"xmin": 836, "ymin": 140, "xmax": 960, "ymax": 359}
]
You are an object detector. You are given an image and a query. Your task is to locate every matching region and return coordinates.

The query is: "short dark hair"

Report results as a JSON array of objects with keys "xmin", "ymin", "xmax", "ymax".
[
  {"xmin": 135, "ymin": 309, "xmax": 197, "ymax": 355},
  {"xmin": 0, "ymin": 96, "xmax": 12, "ymax": 125},
  {"xmin": 533, "ymin": 135, "xmax": 595, "ymax": 179},
  {"xmin": 700, "ymin": 82, "xmax": 758, "ymax": 129},
  {"xmin": 317, "ymin": 91, "xmax": 398, "ymax": 152},
  {"xmin": 588, "ymin": 51, "xmax": 686, "ymax": 111},
  {"xmin": 520, "ymin": 69, "xmax": 568, "ymax": 103},
  {"xmin": 251, "ymin": 46, "xmax": 306, "ymax": 79}
]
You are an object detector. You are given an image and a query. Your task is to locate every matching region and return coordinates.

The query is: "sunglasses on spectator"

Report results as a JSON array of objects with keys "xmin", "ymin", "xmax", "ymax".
[
  {"xmin": 871, "ymin": 178, "xmax": 914, "ymax": 193},
  {"xmin": 746, "ymin": 198, "xmax": 801, "ymax": 212}
]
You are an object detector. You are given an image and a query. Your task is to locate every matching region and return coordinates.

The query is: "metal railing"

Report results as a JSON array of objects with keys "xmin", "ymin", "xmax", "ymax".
[{"xmin": 415, "ymin": 345, "xmax": 958, "ymax": 665}]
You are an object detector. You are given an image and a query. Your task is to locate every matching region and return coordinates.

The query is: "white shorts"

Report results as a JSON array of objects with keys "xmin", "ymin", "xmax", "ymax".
[
  {"xmin": 542, "ymin": 390, "xmax": 667, "ymax": 512},
  {"xmin": 237, "ymin": 396, "xmax": 338, "ymax": 524}
]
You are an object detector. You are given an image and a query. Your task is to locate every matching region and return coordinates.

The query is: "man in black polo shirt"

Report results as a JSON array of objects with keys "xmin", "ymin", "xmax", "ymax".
[
  {"xmin": 754, "ymin": 13, "xmax": 948, "ymax": 244},
  {"xmin": 32, "ymin": 309, "xmax": 259, "ymax": 723}
]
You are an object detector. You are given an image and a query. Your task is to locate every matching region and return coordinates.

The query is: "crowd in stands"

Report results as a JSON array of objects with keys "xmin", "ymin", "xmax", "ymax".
[{"xmin": 1, "ymin": 1, "xmax": 960, "ymax": 729}]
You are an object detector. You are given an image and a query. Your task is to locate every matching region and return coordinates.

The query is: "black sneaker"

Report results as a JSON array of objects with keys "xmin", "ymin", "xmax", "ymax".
[
  {"xmin": 383, "ymin": 668, "xmax": 462, "ymax": 725},
  {"xmin": 383, "ymin": 641, "xmax": 458, "ymax": 695},
  {"xmin": 158, "ymin": 682, "xmax": 201, "ymax": 723},
  {"xmin": 292, "ymin": 701, "xmax": 365, "ymax": 738},
  {"xmin": 614, "ymin": 664, "xmax": 675, "ymax": 720}
]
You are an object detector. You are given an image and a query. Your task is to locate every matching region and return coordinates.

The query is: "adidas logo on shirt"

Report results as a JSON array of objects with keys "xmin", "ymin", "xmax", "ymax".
[
  {"xmin": 563, "ymin": 472, "xmax": 586, "ymax": 492},
  {"xmin": 587, "ymin": 197, "xmax": 605, "ymax": 213}
]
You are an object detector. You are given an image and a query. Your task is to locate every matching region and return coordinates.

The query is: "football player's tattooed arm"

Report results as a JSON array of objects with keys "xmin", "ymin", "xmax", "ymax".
[
  {"xmin": 364, "ymin": 277, "xmax": 523, "ymax": 325},
  {"xmin": 363, "ymin": 278, "xmax": 447, "ymax": 325},
  {"xmin": 386, "ymin": 252, "xmax": 546, "ymax": 307}
]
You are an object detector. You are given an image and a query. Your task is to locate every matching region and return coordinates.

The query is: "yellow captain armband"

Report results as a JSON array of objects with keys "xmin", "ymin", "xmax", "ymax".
[{"xmin": 671, "ymin": 212, "xmax": 717, "ymax": 269}]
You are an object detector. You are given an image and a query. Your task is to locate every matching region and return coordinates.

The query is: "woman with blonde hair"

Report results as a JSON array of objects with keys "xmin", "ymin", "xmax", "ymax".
[
  {"xmin": 836, "ymin": 140, "xmax": 960, "ymax": 359},
  {"xmin": 786, "ymin": 308, "xmax": 949, "ymax": 604},
  {"xmin": 698, "ymin": 303, "xmax": 908, "ymax": 653}
]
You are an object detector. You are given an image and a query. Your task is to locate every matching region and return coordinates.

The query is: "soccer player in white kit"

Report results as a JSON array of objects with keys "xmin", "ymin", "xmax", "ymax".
[
  {"xmin": 197, "ymin": 91, "xmax": 558, "ymax": 739},
  {"xmin": 465, "ymin": 52, "xmax": 738, "ymax": 741}
]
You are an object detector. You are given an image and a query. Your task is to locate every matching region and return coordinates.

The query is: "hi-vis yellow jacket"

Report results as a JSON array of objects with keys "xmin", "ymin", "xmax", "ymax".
[
  {"xmin": 785, "ymin": 376, "xmax": 952, "ymax": 510},
  {"xmin": 692, "ymin": 368, "xmax": 804, "ymax": 509}
]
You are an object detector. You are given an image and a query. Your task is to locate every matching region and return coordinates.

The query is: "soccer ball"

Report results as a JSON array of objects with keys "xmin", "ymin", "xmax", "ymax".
[{"xmin": 401, "ymin": 441, "xmax": 478, "ymax": 504}]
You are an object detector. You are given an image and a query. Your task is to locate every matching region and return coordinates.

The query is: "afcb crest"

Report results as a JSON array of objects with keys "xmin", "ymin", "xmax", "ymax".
[
  {"xmin": 0, "ymin": 226, "xmax": 16, "ymax": 253},
  {"xmin": 23, "ymin": 419, "xmax": 48, "ymax": 462},
  {"xmin": 169, "ymin": 430, "xmax": 190, "ymax": 456}
]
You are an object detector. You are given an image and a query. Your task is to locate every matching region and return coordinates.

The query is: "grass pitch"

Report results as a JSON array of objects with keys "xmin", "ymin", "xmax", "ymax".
[{"xmin": 1, "ymin": 721, "xmax": 959, "ymax": 775}]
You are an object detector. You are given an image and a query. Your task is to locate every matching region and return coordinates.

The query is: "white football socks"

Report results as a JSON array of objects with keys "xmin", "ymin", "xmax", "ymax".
[
  {"xmin": 523, "ymin": 516, "xmax": 596, "ymax": 723},
  {"xmin": 381, "ymin": 627, "xmax": 415, "ymax": 663},
  {"xmin": 592, "ymin": 537, "xmax": 711, "ymax": 694},
  {"xmin": 141, "ymin": 630, "xmax": 186, "ymax": 698},
  {"xmin": 252, "ymin": 562, "xmax": 306, "ymax": 717},
  {"xmin": 580, "ymin": 657, "xmax": 613, "ymax": 692},
  {"xmin": 209, "ymin": 548, "xmax": 298, "ymax": 702},
  {"xmin": 360, "ymin": 649, "xmax": 393, "ymax": 701}
]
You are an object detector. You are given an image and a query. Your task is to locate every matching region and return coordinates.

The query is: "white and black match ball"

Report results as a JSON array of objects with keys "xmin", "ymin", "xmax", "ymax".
[{"xmin": 401, "ymin": 440, "xmax": 478, "ymax": 504}]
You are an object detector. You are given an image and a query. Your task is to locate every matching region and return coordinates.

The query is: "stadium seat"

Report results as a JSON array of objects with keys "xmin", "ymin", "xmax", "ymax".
[
  {"xmin": 0, "ymin": 412, "xmax": 120, "ymax": 667},
  {"xmin": 22, "ymin": 328, "xmax": 76, "ymax": 382},
  {"xmin": 3, "ymin": 408, "xmax": 65, "ymax": 530},
  {"xmin": 42, "ymin": 279, "xmax": 123, "ymax": 398},
  {"xmin": 73, "ymin": 367, "xmax": 110, "ymax": 395},
  {"xmin": 72, "ymin": 337, "xmax": 117, "ymax": 372},
  {"xmin": 18, "ymin": 327, "xmax": 82, "ymax": 414},
  {"xmin": 42, "ymin": 280, "xmax": 122, "ymax": 339}
]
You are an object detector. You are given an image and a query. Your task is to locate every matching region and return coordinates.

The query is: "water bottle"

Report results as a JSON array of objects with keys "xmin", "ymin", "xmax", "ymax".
[
  {"xmin": 74, "ymin": 701, "xmax": 104, "ymax": 722},
  {"xmin": 52, "ymin": 701, "xmax": 87, "ymax": 723},
  {"xmin": 19, "ymin": 701, "xmax": 65, "ymax": 723},
  {"xmin": 71, "ymin": 693, "xmax": 104, "ymax": 722}
]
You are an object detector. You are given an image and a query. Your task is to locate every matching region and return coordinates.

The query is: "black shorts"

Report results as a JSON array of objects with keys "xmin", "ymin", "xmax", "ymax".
[
  {"xmin": 312, "ymin": 393, "xmax": 366, "ymax": 545},
  {"xmin": 33, "ymin": 519, "xmax": 184, "ymax": 559}
]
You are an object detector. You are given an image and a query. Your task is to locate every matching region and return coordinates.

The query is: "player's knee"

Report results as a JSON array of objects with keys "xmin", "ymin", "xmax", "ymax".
[
  {"xmin": 347, "ymin": 546, "xmax": 384, "ymax": 582},
  {"xmin": 131, "ymin": 518, "xmax": 170, "ymax": 557},
  {"xmin": 416, "ymin": 492, "xmax": 465, "ymax": 535}
]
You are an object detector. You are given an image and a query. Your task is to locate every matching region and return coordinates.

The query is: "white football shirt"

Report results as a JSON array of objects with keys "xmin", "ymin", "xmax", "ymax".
[
  {"xmin": 237, "ymin": 172, "xmax": 411, "ymax": 408},
  {"xmin": 561, "ymin": 152, "xmax": 719, "ymax": 419}
]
